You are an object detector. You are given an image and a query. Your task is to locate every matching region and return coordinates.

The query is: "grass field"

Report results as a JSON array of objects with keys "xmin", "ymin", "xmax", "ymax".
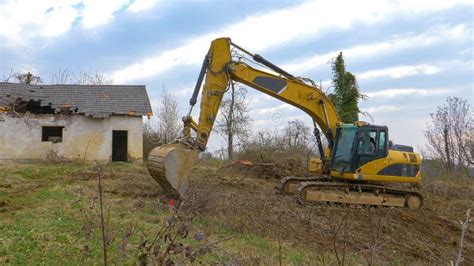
[
  {"xmin": 0, "ymin": 162, "xmax": 324, "ymax": 264},
  {"xmin": 0, "ymin": 161, "xmax": 472, "ymax": 265}
]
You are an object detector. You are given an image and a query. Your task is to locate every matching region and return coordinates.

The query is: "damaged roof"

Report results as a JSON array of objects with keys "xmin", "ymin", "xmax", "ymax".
[{"xmin": 0, "ymin": 82, "xmax": 153, "ymax": 118}]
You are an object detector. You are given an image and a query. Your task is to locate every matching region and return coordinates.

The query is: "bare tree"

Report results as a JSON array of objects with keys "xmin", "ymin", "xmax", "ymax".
[
  {"xmin": 9, "ymin": 72, "xmax": 42, "ymax": 84},
  {"xmin": 50, "ymin": 69, "xmax": 113, "ymax": 85},
  {"xmin": 216, "ymin": 83, "xmax": 251, "ymax": 160},
  {"xmin": 143, "ymin": 90, "xmax": 181, "ymax": 158},
  {"xmin": 283, "ymin": 119, "xmax": 311, "ymax": 150},
  {"xmin": 157, "ymin": 91, "xmax": 181, "ymax": 144},
  {"xmin": 1, "ymin": 69, "xmax": 14, "ymax": 82},
  {"xmin": 75, "ymin": 70, "xmax": 113, "ymax": 85},
  {"xmin": 2, "ymin": 68, "xmax": 112, "ymax": 85},
  {"xmin": 424, "ymin": 97, "xmax": 473, "ymax": 176},
  {"xmin": 251, "ymin": 131, "xmax": 281, "ymax": 150},
  {"xmin": 50, "ymin": 68, "xmax": 74, "ymax": 84},
  {"xmin": 236, "ymin": 118, "xmax": 316, "ymax": 162}
]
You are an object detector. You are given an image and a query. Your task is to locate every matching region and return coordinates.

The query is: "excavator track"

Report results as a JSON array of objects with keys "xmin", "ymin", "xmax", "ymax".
[
  {"xmin": 295, "ymin": 181, "xmax": 423, "ymax": 209},
  {"xmin": 278, "ymin": 176, "xmax": 330, "ymax": 194}
]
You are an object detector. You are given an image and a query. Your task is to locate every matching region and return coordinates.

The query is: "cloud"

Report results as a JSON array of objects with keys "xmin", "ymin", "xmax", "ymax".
[
  {"xmin": 18, "ymin": 64, "xmax": 40, "ymax": 75},
  {"xmin": 110, "ymin": 0, "xmax": 472, "ymax": 83},
  {"xmin": 256, "ymin": 104, "xmax": 295, "ymax": 115},
  {"xmin": 80, "ymin": 0, "xmax": 130, "ymax": 29},
  {"xmin": 316, "ymin": 60, "xmax": 470, "ymax": 89},
  {"xmin": 0, "ymin": 0, "xmax": 81, "ymax": 43},
  {"xmin": 357, "ymin": 64, "xmax": 440, "ymax": 80},
  {"xmin": 128, "ymin": 0, "xmax": 159, "ymax": 13},
  {"xmin": 169, "ymin": 84, "xmax": 194, "ymax": 97},
  {"xmin": 41, "ymin": 5, "xmax": 79, "ymax": 37},
  {"xmin": 361, "ymin": 105, "xmax": 404, "ymax": 113},
  {"xmin": 364, "ymin": 88, "xmax": 450, "ymax": 98},
  {"xmin": 248, "ymin": 94, "xmax": 272, "ymax": 103},
  {"xmin": 0, "ymin": 0, "xmax": 162, "ymax": 45},
  {"xmin": 283, "ymin": 24, "xmax": 470, "ymax": 73}
]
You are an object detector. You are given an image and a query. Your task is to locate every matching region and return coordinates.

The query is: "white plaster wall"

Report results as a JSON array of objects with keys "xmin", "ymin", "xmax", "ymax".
[{"xmin": 0, "ymin": 113, "xmax": 143, "ymax": 162}]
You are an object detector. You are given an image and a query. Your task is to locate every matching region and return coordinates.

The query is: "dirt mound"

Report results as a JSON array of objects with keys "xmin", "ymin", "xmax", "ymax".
[{"xmin": 219, "ymin": 157, "xmax": 308, "ymax": 179}]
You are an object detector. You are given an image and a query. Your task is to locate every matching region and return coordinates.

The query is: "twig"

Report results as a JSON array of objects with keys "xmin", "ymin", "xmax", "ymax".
[
  {"xmin": 119, "ymin": 222, "xmax": 137, "ymax": 264},
  {"xmin": 455, "ymin": 209, "xmax": 472, "ymax": 266},
  {"xmin": 97, "ymin": 167, "xmax": 108, "ymax": 266},
  {"xmin": 148, "ymin": 223, "xmax": 169, "ymax": 249},
  {"xmin": 161, "ymin": 222, "xmax": 186, "ymax": 260},
  {"xmin": 329, "ymin": 209, "xmax": 351, "ymax": 266},
  {"xmin": 182, "ymin": 236, "xmax": 233, "ymax": 263},
  {"xmin": 177, "ymin": 236, "xmax": 232, "ymax": 265},
  {"xmin": 276, "ymin": 210, "xmax": 289, "ymax": 266}
]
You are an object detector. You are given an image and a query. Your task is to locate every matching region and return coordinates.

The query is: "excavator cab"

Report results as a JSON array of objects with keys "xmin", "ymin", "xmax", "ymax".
[
  {"xmin": 330, "ymin": 122, "xmax": 421, "ymax": 183},
  {"xmin": 331, "ymin": 123, "xmax": 388, "ymax": 174}
]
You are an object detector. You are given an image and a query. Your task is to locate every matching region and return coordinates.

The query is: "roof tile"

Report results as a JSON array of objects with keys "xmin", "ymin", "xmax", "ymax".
[{"xmin": 0, "ymin": 83, "xmax": 153, "ymax": 118}]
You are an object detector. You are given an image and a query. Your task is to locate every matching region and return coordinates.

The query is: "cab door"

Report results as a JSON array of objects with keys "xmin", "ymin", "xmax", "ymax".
[{"xmin": 352, "ymin": 126, "xmax": 388, "ymax": 170}]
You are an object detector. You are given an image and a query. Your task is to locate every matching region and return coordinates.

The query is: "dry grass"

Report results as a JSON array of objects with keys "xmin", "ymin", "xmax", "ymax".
[
  {"xmin": 218, "ymin": 156, "xmax": 309, "ymax": 180},
  {"xmin": 0, "ymin": 160, "xmax": 473, "ymax": 264},
  {"xmin": 0, "ymin": 162, "xmax": 319, "ymax": 264},
  {"xmin": 187, "ymin": 161, "xmax": 474, "ymax": 264}
]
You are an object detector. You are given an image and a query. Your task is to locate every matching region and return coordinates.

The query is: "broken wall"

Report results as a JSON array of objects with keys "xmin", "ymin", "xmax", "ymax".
[{"xmin": 0, "ymin": 113, "xmax": 143, "ymax": 162}]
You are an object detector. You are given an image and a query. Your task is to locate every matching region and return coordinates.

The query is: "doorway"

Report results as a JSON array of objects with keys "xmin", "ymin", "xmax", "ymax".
[{"xmin": 112, "ymin": 130, "xmax": 128, "ymax": 162}]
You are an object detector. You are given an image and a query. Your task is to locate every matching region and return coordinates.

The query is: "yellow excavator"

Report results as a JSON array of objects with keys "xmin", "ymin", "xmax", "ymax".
[{"xmin": 147, "ymin": 38, "xmax": 423, "ymax": 209}]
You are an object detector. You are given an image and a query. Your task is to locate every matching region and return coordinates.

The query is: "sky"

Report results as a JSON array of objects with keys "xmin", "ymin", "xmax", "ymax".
[{"xmin": 0, "ymin": 0, "xmax": 473, "ymax": 153}]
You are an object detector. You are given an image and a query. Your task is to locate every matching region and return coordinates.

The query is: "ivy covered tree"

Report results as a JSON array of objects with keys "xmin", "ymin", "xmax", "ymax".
[{"xmin": 329, "ymin": 52, "xmax": 365, "ymax": 123}]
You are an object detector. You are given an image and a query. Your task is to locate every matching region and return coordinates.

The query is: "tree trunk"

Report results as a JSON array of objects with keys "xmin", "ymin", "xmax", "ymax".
[
  {"xmin": 443, "ymin": 126, "xmax": 452, "ymax": 173},
  {"xmin": 227, "ymin": 85, "xmax": 235, "ymax": 160},
  {"xmin": 26, "ymin": 72, "xmax": 32, "ymax": 84}
]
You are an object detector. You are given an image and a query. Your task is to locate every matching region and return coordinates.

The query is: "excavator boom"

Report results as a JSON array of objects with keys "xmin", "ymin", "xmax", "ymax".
[{"xmin": 187, "ymin": 38, "xmax": 339, "ymax": 152}]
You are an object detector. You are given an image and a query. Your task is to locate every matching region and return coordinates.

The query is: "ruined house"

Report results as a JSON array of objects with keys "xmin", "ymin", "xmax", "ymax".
[{"xmin": 0, "ymin": 82, "xmax": 152, "ymax": 162}]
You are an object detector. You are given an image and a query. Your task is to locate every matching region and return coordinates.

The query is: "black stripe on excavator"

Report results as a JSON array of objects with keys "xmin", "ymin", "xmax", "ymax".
[
  {"xmin": 252, "ymin": 76, "xmax": 287, "ymax": 94},
  {"xmin": 377, "ymin": 163, "xmax": 419, "ymax": 177}
]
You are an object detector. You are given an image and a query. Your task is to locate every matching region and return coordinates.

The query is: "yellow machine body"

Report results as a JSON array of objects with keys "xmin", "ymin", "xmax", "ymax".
[{"xmin": 330, "ymin": 150, "xmax": 422, "ymax": 183}]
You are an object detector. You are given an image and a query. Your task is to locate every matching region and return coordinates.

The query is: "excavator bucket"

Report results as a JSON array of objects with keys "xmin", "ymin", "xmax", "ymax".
[{"xmin": 147, "ymin": 144, "xmax": 199, "ymax": 197}]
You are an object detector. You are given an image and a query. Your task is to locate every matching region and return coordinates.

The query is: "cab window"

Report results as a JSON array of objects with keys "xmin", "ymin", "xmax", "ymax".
[
  {"xmin": 356, "ymin": 128, "xmax": 387, "ymax": 169},
  {"xmin": 378, "ymin": 130, "xmax": 387, "ymax": 157},
  {"xmin": 332, "ymin": 126, "xmax": 358, "ymax": 172},
  {"xmin": 357, "ymin": 129, "xmax": 377, "ymax": 155}
]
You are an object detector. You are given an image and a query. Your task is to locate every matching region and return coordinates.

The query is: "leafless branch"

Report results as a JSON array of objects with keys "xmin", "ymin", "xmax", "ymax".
[
  {"xmin": 455, "ymin": 209, "xmax": 472, "ymax": 266},
  {"xmin": 424, "ymin": 97, "xmax": 472, "ymax": 177},
  {"xmin": 97, "ymin": 167, "xmax": 108, "ymax": 266}
]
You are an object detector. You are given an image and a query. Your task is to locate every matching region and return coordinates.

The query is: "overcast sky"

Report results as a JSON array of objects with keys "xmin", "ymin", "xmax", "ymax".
[{"xmin": 0, "ymin": 0, "xmax": 472, "ymax": 152}]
